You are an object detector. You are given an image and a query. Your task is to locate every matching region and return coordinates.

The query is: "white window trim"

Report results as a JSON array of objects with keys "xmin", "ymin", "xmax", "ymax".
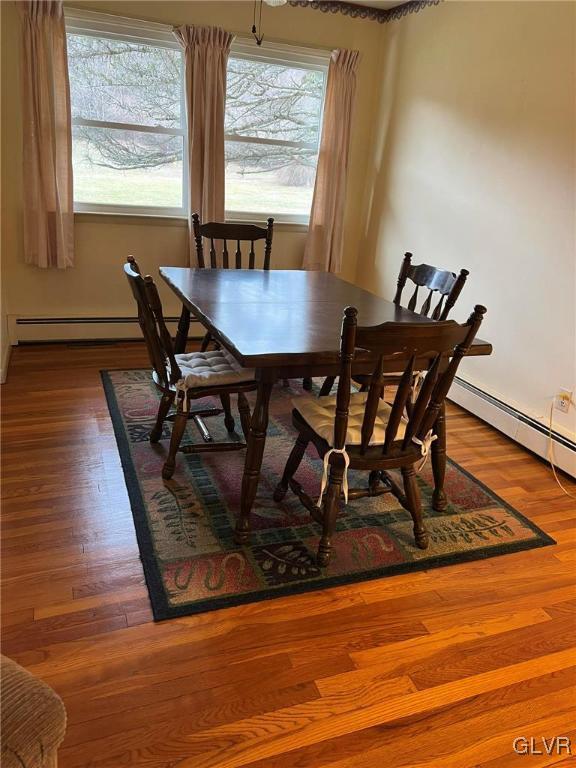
[{"xmin": 65, "ymin": 8, "xmax": 330, "ymax": 224}]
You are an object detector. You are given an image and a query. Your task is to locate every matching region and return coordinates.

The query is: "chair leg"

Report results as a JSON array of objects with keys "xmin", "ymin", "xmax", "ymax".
[
  {"xmin": 273, "ymin": 434, "xmax": 309, "ymax": 501},
  {"xmin": 319, "ymin": 376, "xmax": 335, "ymax": 397},
  {"xmin": 150, "ymin": 391, "xmax": 174, "ymax": 443},
  {"xmin": 302, "ymin": 377, "xmax": 313, "ymax": 391},
  {"xmin": 162, "ymin": 400, "xmax": 188, "ymax": 480},
  {"xmin": 401, "ymin": 465, "xmax": 429, "ymax": 549},
  {"xmin": 200, "ymin": 332, "xmax": 212, "ymax": 352},
  {"xmin": 237, "ymin": 392, "xmax": 251, "ymax": 441},
  {"xmin": 317, "ymin": 462, "xmax": 344, "ymax": 567},
  {"xmin": 220, "ymin": 392, "xmax": 235, "ymax": 432}
]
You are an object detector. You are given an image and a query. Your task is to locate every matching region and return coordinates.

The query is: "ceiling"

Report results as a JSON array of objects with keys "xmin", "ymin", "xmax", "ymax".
[{"xmin": 346, "ymin": 1, "xmax": 410, "ymax": 8}]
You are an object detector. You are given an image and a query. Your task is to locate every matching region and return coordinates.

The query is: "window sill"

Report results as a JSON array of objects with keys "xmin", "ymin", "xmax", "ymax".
[
  {"xmin": 74, "ymin": 211, "xmax": 187, "ymax": 227},
  {"xmin": 74, "ymin": 211, "xmax": 309, "ymax": 232}
]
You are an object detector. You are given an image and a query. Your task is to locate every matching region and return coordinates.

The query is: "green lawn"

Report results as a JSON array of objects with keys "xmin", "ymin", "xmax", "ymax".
[{"xmin": 74, "ymin": 164, "xmax": 313, "ymax": 215}]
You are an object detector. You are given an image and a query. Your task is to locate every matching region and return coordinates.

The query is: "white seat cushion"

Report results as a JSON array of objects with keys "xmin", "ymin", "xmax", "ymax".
[
  {"xmin": 175, "ymin": 348, "xmax": 254, "ymax": 389},
  {"xmin": 294, "ymin": 392, "xmax": 407, "ymax": 447}
]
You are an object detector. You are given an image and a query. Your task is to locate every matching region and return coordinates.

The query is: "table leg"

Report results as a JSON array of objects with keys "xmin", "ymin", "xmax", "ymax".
[
  {"xmin": 235, "ymin": 377, "xmax": 274, "ymax": 544},
  {"xmin": 432, "ymin": 400, "xmax": 448, "ymax": 511},
  {"xmin": 174, "ymin": 306, "xmax": 191, "ymax": 354}
]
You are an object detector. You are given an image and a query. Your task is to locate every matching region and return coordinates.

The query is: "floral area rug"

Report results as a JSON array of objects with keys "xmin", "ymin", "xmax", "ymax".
[{"xmin": 102, "ymin": 370, "xmax": 554, "ymax": 620}]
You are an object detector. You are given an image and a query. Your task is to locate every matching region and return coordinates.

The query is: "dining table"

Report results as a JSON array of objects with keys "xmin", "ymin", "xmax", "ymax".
[{"xmin": 160, "ymin": 267, "xmax": 493, "ymax": 543}]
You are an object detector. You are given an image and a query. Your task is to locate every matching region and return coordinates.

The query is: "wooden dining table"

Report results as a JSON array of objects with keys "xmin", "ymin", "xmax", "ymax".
[{"xmin": 160, "ymin": 267, "xmax": 493, "ymax": 543}]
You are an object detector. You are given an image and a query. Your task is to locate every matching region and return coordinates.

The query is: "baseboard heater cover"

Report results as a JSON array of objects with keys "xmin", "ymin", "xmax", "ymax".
[
  {"xmin": 14, "ymin": 315, "xmax": 203, "ymax": 343},
  {"xmin": 450, "ymin": 376, "xmax": 575, "ymax": 478},
  {"xmin": 17, "ymin": 315, "xmax": 190, "ymax": 325}
]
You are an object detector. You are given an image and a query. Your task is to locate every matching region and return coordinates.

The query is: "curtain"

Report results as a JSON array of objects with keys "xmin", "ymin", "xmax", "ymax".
[
  {"xmin": 20, "ymin": 1, "xmax": 74, "ymax": 269},
  {"xmin": 174, "ymin": 25, "xmax": 233, "ymax": 267},
  {"xmin": 303, "ymin": 49, "xmax": 359, "ymax": 273}
]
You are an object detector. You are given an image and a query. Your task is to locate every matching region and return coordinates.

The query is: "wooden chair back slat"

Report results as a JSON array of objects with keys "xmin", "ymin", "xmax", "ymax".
[
  {"xmin": 124, "ymin": 258, "xmax": 181, "ymax": 389},
  {"xmin": 431, "ymin": 294, "xmax": 445, "ymax": 320},
  {"xmin": 360, "ymin": 355, "xmax": 384, "ymax": 453},
  {"xmin": 383, "ymin": 355, "xmax": 415, "ymax": 453},
  {"xmin": 402, "ymin": 354, "xmax": 441, "ymax": 448},
  {"xmin": 421, "ymin": 289, "xmax": 433, "ymax": 317},
  {"xmin": 333, "ymin": 305, "xmax": 487, "ymax": 456},
  {"xmin": 192, "ymin": 213, "xmax": 274, "ymax": 270},
  {"xmin": 407, "ymin": 285, "xmax": 419, "ymax": 312},
  {"xmin": 394, "ymin": 252, "xmax": 469, "ymax": 321}
]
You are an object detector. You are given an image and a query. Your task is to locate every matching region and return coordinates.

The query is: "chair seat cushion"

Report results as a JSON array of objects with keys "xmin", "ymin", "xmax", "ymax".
[
  {"xmin": 175, "ymin": 349, "xmax": 254, "ymax": 389},
  {"xmin": 294, "ymin": 392, "xmax": 407, "ymax": 447}
]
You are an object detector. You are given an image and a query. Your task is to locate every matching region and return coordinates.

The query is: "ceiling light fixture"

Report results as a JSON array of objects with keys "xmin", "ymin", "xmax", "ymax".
[{"xmin": 252, "ymin": 0, "xmax": 288, "ymax": 46}]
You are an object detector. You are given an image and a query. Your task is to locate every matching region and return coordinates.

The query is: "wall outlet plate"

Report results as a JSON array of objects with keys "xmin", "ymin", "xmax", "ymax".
[{"xmin": 554, "ymin": 389, "xmax": 573, "ymax": 414}]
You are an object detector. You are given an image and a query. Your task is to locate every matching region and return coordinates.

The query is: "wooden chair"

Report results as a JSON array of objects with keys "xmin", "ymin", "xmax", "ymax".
[
  {"xmin": 190, "ymin": 213, "xmax": 311, "ymax": 390},
  {"xmin": 318, "ymin": 252, "xmax": 469, "ymax": 397},
  {"xmin": 193, "ymin": 213, "xmax": 274, "ymax": 271},
  {"xmin": 274, "ymin": 303, "xmax": 486, "ymax": 566},
  {"xmin": 124, "ymin": 257, "xmax": 257, "ymax": 480},
  {"xmin": 192, "ymin": 213, "xmax": 274, "ymax": 352},
  {"xmin": 393, "ymin": 251, "xmax": 469, "ymax": 319}
]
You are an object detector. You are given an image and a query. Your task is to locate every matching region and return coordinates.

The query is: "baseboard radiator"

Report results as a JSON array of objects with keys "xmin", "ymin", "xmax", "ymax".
[
  {"xmin": 450, "ymin": 377, "xmax": 576, "ymax": 479},
  {"xmin": 13, "ymin": 315, "xmax": 203, "ymax": 343}
]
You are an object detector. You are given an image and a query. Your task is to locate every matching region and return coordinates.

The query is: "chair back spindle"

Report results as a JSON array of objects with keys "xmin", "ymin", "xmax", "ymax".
[
  {"xmin": 383, "ymin": 355, "xmax": 415, "ymax": 453},
  {"xmin": 191, "ymin": 213, "xmax": 274, "ymax": 270},
  {"xmin": 394, "ymin": 252, "xmax": 469, "ymax": 320},
  {"xmin": 360, "ymin": 355, "xmax": 384, "ymax": 453}
]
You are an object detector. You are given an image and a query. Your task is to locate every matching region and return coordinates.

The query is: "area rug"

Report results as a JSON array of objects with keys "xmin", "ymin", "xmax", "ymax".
[{"xmin": 102, "ymin": 370, "xmax": 554, "ymax": 620}]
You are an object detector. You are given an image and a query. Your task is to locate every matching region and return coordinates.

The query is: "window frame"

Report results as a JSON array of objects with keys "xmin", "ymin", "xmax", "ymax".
[
  {"xmin": 65, "ymin": 9, "xmax": 188, "ymax": 217},
  {"xmin": 65, "ymin": 10, "xmax": 330, "ymax": 224}
]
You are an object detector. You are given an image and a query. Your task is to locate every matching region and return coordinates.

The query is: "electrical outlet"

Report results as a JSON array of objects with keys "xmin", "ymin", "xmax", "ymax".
[{"xmin": 554, "ymin": 389, "xmax": 573, "ymax": 414}]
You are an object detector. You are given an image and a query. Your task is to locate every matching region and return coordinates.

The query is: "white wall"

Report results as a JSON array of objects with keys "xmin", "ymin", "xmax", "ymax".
[{"xmin": 357, "ymin": 1, "xmax": 576, "ymax": 441}]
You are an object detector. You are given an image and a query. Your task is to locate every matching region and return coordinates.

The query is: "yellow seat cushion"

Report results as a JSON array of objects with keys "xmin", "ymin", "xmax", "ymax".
[{"xmin": 294, "ymin": 392, "xmax": 407, "ymax": 447}]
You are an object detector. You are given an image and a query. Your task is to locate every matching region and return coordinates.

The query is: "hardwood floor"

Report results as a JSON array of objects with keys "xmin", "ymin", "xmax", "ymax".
[{"xmin": 1, "ymin": 342, "xmax": 575, "ymax": 768}]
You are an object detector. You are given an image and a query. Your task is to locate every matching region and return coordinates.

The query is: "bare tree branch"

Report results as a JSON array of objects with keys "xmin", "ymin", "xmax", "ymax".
[{"xmin": 68, "ymin": 35, "xmax": 323, "ymax": 186}]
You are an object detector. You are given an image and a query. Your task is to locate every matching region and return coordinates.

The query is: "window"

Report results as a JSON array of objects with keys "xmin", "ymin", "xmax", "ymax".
[
  {"xmin": 225, "ymin": 42, "xmax": 328, "ymax": 224},
  {"xmin": 66, "ymin": 11, "xmax": 328, "ymax": 223},
  {"xmin": 66, "ymin": 11, "xmax": 186, "ymax": 216}
]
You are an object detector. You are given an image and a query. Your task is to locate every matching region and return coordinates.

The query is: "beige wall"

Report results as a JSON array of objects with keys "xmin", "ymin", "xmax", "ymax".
[
  {"xmin": 356, "ymin": 1, "xmax": 576, "ymax": 438},
  {"xmin": 0, "ymin": 0, "xmax": 380, "ymax": 327}
]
